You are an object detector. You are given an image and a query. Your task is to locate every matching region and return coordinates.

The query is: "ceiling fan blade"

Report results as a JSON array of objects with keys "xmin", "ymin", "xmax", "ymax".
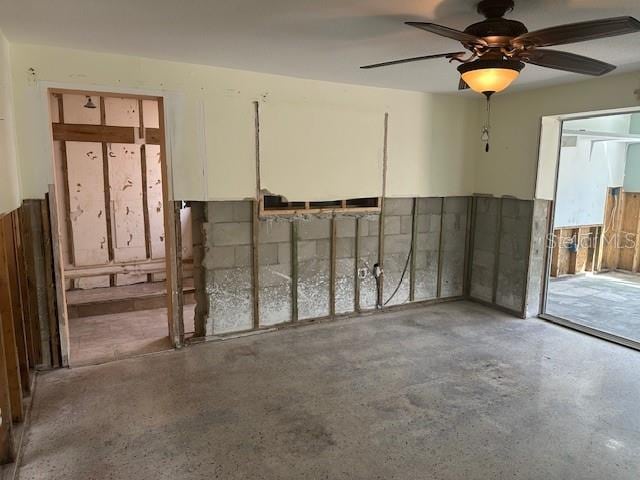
[
  {"xmin": 458, "ymin": 78, "xmax": 470, "ymax": 90},
  {"xmin": 520, "ymin": 49, "xmax": 616, "ymax": 76},
  {"xmin": 360, "ymin": 52, "xmax": 464, "ymax": 69},
  {"xmin": 512, "ymin": 16, "xmax": 640, "ymax": 48},
  {"xmin": 405, "ymin": 22, "xmax": 487, "ymax": 46}
]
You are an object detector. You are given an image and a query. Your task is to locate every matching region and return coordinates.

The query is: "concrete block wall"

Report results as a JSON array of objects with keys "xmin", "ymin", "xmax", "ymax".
[
  {"xmin": 202, "ymin": 201, "xmax": 254, "ymax": 334},
  {"xmin": 334, "ymin": 217, "xmax": 356, "ymax": 314},
  {"xmin": 440, "ymin": 197, "xmax": 469, "ymax": 298},
  {"xmin": 414, "ymin": 198, "xmax": 441, "ymax": 301},
  {"xmin": 382, "ymin": 198, "xmax": 413, "ymax": 306},
  {"xmin": 525, "ymin": 200, "xmax": 552, "ymax": 318},
  {"xmin": 191, "ymin": 197, "xmax": 474, "ymax": 337},
  {"xmin": 469, "ymin": 196, "xmax": 538, "ymax": 317},
  {"xmin": 356, "ymin": 216, "xmax": 380, "ymax": 310},
  {"xmin": 259, "ymin": 218, "xmax": 292, "ymax": 326},
  {"xmin": 297, "ymin": 217, "xmax": 331, "ymax": 320}
]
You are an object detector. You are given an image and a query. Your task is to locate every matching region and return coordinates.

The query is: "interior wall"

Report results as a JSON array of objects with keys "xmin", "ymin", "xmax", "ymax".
[
  {"xmin": 10, "ymin": 43, "xmax": 481, "ymax": 204},
  {"xmin": 625, "ymin": 114, "xmax": 640, "ymax": 192},
  {"xmin": 0, "ymin": 29, "xmax": 20, "ymax": 215},
  {"xmin": 554, "ymin": 138, "xmax": 627, "ymax": 228},
  {"xmin": 475, "ymin": 71, "xmax": 640, "ymax": 201}
]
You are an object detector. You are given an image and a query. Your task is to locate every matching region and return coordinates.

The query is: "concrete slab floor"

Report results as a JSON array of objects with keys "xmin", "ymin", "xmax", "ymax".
[
  {"xmin": 21, "ymin": 302, "xmax": 640, "ymax": 480},
  {"xmin": 547, "ymin": 271, "xmax": 640, "ymax": 342}
]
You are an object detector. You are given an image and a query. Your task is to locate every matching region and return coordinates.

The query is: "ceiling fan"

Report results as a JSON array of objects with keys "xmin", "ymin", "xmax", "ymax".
[{"xmin": 361, "ymin": 0, "xmax": 640, "ymax": 97}]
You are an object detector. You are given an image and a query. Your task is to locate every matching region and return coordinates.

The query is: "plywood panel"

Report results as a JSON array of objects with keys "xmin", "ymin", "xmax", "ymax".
[
  {"xmin": 108, "ymin": 143, "xmax": 146, "ymax": 263},
  {"xmin": 145, "ymin": 144, "xmax": 165, "ymax": 259},
  {"xmin": 104, "ymin": 97, "xmax": 139, "ymax": 127},
  {"xmin": 142, "ymin": 99, "xmax": 159, "ymax": 129},
  {"xmin": 65, "ymin": 142, "xmax": 109, "ymax": 266},
  {"xmin": 62, "ymin": 94, "xmax": 100, "ymax": 125},
  {"xmin": 619, "ymin": 192, "xmax": 640, "ymax": 271}
]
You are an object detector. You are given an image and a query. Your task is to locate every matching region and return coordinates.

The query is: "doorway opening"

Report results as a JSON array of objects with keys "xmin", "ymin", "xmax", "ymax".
[
  {"xmin": 48, "ymin": 90, "xmax": 195, "ymax": 366},
  {"xmin": 542, "ymin": 111, "xmax": 640, "ymax": 348}
]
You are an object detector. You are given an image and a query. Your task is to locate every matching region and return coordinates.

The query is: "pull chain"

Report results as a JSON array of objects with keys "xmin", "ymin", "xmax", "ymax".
[{"xmin": 481, "ymin": 93, "xmax": 492, "ymax": 153}]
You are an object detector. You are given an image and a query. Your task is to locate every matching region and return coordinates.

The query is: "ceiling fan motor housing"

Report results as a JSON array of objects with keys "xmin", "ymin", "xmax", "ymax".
[
  {"xmin": 477, "ymin": 0, "xmax": 515, "ymax": 19},
  {"xmin": 464, "ymin": 18, "xmax": 528, "ymax": 42}
]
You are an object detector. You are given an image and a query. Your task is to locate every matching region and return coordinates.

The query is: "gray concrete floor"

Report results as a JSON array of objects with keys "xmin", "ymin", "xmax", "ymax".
[
  {"xmin": 547, "ymin": 271, "xmax": 640, "ymax": 342},
  {"xmin": 20, "ymin": 302, "xmax": 640, "ymax": 480}
]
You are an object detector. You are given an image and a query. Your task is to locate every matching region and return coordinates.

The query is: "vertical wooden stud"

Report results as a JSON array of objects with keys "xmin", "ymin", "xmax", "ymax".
[
  {"xmin": 48, "ymin": 185, "xmax": 71, "ymax": 367},
  {"xmin": 330, "ymin": 216, "xmax": 337, "ymax": 317},
  {"xmin": 377, "ymin": 112, "xmax": 389, "ymax": 308},
  {"xmin": 40, "ymin": 198, "xmax": 60, "ymax": 368},
  {"xmin": 409, "ymin": 198, "xmax": 418, "ymax": 302},
  {"xmin": 436, "ymin": 197, "xmax": 445, "ymax": 299},
  {"xmin": 354, "ymin": 218, "xmax": 361, "ymax": 313},
  {"xmin": 0, "ymin": 219, "xmax": 24, "ymax": 421},
  {"xmin": 291, "ymin": 221, "xmax": 298, "ymax": 323}
]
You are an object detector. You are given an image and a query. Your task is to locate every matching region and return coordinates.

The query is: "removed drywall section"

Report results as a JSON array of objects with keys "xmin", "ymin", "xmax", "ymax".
[
  {"xmin": 524, "ymin": 200, "xmax": 552, "ymax": 318},
  {"xmin": 414, "ymin": 198, "xmax": 441, "ymax": 301},
  {"xmin": 440, "ymin": 197, "xmax": 469, "ymax": 298},
  {"xmin": 495, "ymin": 199, "xmax": 533, "ymax": 312},
  {"xmin": 469, "ymin": 197, "xmax": 500, "ymax": 303},
  {"xmin": 0, "ymin": 29, "xmax": 20, "ymax": 215},
  {"xmin": 258, "ymin": 218, "xmax": 292, "ymax": 326},
  {"xmin": 297, "ymin": 217, "xmax": 331, "ymax": 320},
  {"xmin": 469, "ymin": 196, "xmax": 534, "ymax": 316},
  {"xmin": 202, "ymin": 201, "xmax": 254, "ymax": 335},
  {"xmin": 334, "ymin": 216, "xmax": 356, "ymax": 315},
  {"xmin": 357, "ymin": 216, "xmax": 379, "ymax": 310},
  {"xmin": 382, "ymin": 198, "xmax": 413, "ymax": 306}
]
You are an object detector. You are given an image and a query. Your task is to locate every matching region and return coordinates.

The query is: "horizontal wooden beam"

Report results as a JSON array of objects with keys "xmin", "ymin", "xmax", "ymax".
[
  {"xmin": 52, "ymin": 123, "xmax": 135, "ymax": 143},
  {"xmin": 65, "ymin": 259, "xmax": 193, "ymax": 279},
  {"xmin": 52, "ymin": 124, "xmax": 161, "ymax": 145}
]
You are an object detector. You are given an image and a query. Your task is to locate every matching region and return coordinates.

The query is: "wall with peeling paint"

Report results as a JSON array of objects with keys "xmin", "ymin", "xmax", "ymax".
[
  {"xmin": 10, "ymin": 43, "xmax": 481, "ymax": 204},
  {"xmin": 0, "ymin": 30, "xmax": 20, "ymax": 215}
]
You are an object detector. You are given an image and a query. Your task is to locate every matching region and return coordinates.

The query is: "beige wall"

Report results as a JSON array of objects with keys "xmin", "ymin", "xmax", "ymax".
[
  {"xmin": 0, "ymin": 30, "xmax": 20, "ymax": 215},
  {"xmin": 477, "ymin": 71, "xmax": 640, "ymax": 200},
  {"xmin": 10, "ymin": 43, "xmax": 481, "ymax": 203}
]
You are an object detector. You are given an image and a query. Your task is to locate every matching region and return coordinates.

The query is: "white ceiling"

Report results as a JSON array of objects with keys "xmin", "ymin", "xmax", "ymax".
[{"xmin": 1, "ymin": 0, "xmax": 640, "ymax": 93}]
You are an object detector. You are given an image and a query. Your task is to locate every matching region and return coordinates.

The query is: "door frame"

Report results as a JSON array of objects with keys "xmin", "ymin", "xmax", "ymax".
[
  {"xmin": 42, "ymin": 84, "xmax": 184, "ymax": 366},
  {"xmin": 537, "ymin": 108, "xmax": 640, "ymax": 351}
]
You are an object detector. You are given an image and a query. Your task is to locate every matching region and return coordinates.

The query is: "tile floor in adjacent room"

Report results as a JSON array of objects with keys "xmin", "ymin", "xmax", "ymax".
[
  {"xmin": 21, "ymin": 301, "xmax": 640, "ymax": 480},
  {"xmin": 546, "ymin": 271, "xmax": 640, "ymax": 342}
]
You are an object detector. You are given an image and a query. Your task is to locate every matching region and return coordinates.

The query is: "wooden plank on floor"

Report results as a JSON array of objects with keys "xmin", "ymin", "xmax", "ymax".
[
  {"xmin": 0, "ymin": 217, "xmax": 24, "ymax": 422},
  {"xmin": 48, "ymin": 185, "xmax": 71, "ymax": 367}
]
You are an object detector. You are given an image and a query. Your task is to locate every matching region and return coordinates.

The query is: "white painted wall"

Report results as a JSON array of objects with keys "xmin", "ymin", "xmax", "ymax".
[
  {"xmin": 476, "ymin": 71, "xmax": 640, "ymax": 201},
  {"xmin": 10, "ymin": 43, "xmax": 481, "ymax": 203},
  {"xmin": 554, "ymin": 138, "xmax": 627, "ymax": 227},
  {"xmin": 0, "ymin": 30, "xmax": 20, "ymax": 215}
]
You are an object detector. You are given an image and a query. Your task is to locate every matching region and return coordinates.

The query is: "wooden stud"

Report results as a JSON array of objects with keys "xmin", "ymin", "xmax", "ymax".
[
  {"xmin": 1, "ymin": 217, "xmax": 30, "ymax": 395},
  {"xmin": 0, "ymin": 218, "xmax": 24, "ymax": 422},
  {"xmin": 354, "ymin": 218, "xmax": 361, "ymax": 313},
  {"xmin": 0, "ymin": 310, "xmax": 15, "ymax": 464},
  {"xmin": 141, "ymin": 145, "xmax": 152, "ymax": 262},
  {"xmin": 330, "ymin": 216, "xmax": 337, "ymax": 317},
  {"xmin": 12, "ymin": 212, "xmax": 36, "ymax": 367},
  {"xmin": 464, "ymin": 197, "xmax": 476, "ymax": 298},
  {"xmin": 409, "ymin": 198, "xmax": 418, "ymax": 302},
  {"xmin": 291, "ymin": 221, "xmax": 298, "ymax": 322},
  {"xmin": 436, "ymin": 197, "xmax": 445, "ymax": 299},
  {"xmin": 138, "ymin": 99, "xmax": 145, "ymax": 140},
  {"xmin": 40, "ymin": 198, "xmax": 60, "ymax": 368},
  {"xmin": 157, "ymin": 97, "xmax": 183, "ymax": 347},
  {"xmin": 48, "ymin": 185, "xmax": 71, "ymax": 367},
  {"xmin": 252, "ymin": 101, "xmax": 261, "ymax": 330},
  {"xmin": 99, "ymin": 97, "xmax": 116, "ymax": 287},
  {"xmin": 491, "ymin": 198, "xmax": 504, "ymax": 305},
  {"xmin": 52, "ymin": 123, "xmax": 136, "ymax": 143},
  {"xmin": 173, "ymin": 201, "xmax": 185, "ymax": 341},
  {"xmin": 377, "ymin": 113, "xmax": 389, "ymax": 308}
]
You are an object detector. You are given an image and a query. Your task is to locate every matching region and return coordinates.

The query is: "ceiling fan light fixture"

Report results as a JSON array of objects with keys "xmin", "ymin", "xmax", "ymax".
[{"xmin": 457, "ymin": 59, "xmax": 524, "ymax": 95}]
